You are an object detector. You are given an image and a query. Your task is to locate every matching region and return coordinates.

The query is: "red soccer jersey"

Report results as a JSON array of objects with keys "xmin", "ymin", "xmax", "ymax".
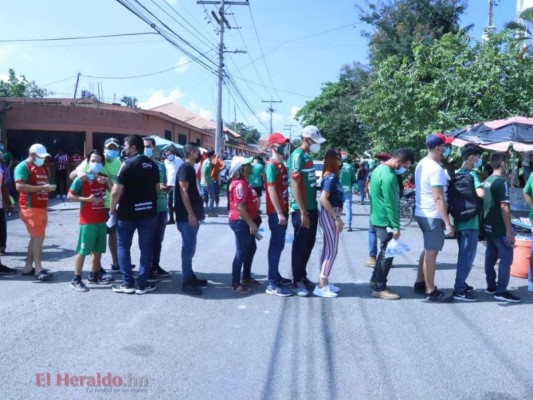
[
  {"xmin": 69, "ymin": 177, "xmax": 107, "ymax": 224},
  {"xmin": 228, "ymin": 179, "xmax": 258, "ymax": 221},
  {"xmin": 14, "ymin": 161, "xmax": 49, "ymax": 209},
  {"xmin": 265, "ymin": 160, "xmax": 288, "ymax": 214}
]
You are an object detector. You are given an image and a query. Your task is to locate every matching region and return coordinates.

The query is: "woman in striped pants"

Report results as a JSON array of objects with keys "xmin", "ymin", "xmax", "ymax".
[{"xmin": 314, "ymin": 149, "xmax": 344, "ymax": 298}]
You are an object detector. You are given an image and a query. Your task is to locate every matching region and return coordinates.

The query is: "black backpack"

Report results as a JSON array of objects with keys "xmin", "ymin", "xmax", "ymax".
[{"xmin": 448, "ymin": 171, "xmax": 483, "ymax": 221}]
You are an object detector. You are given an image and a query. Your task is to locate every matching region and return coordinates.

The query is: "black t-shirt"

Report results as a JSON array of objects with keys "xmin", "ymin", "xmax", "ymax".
[
  {"xmin": 116, "ymin": 154, "xmax": 159, "ymax": 221},
  {"xmin": 174, "ymin": 162, "xmax": 205, "ymax": 222}
]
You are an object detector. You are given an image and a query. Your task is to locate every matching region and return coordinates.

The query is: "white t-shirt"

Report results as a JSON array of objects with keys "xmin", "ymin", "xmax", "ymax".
[
  {"xmin": 164, "ymin": 157, "xmax": 184, "ymax": 188},
  {"xmin": 414, "ymin": 156, "xmax": 448, "ymax": 219}
]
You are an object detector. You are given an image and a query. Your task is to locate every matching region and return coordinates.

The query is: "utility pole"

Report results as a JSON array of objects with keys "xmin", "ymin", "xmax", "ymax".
[
  {"xmin": 283, "ymin": 123, "xmax": 297, "ymax": 143},
  {"xmin": 262, "ymin": 99, "xmax": 282, "ymax": 134},
  {"xmin": 488, "ymin": 0, "xmax": 495, "ymax": 30},
  {"xmin": 73, "ymin": 72, "xmax": 81, "ymax": 99},
  {"xmin": 198, "ymin": 0, "xmax": 248, "ymax": 154}
]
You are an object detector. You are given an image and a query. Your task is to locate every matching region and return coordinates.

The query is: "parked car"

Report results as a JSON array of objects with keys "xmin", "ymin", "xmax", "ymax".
[
  {"xmin": 314, "ymin": 161, "xmax": 324, "ymax": 189},
  {"xmin": 220, "ymin": 159, "xmax": 232, "ymax": 187}
]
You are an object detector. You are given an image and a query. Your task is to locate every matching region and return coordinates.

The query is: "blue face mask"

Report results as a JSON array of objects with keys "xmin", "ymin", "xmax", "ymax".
[
  {"xmin": 89, "ymin": 162, "xmax": 103, "ymax": 174},
  {"xmin": 442, "ymin": 146, "xmax": 451, "ymax": 158},
  {"xmin": 34, "ymin": 157, "xmax": 45, "ymax": 167},
  {"xmin": 167, "ymin": 154, "xmax": 175, "ymax": 161},
  {"xmin": 395, "ymin": 167, "xmax": 406, "ymax": 175},
  {"xmin": 144, "ymin": 148, "xmax": 154, "ymax": 158},
  {"xmin": 105, "ymin": 149, "xmax": 119, "ymax": 161},
  {"xmin": 474, "ymin": 158, "xmax": 482, "ymax": 169}
]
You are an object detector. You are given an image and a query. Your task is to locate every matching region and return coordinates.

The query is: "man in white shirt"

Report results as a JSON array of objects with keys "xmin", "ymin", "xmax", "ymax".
[
  {"xmin": 164, "ymin": 147, "xmax": 184, "ymax": 224},
  {"xmin": 414, "ymin": 132, "xmax": 455, "ymax": 302}
]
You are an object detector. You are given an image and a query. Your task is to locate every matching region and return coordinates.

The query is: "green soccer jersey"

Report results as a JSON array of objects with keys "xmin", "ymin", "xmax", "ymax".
[
  {"xmin": 248, "ymin": 162, "xmax": 264, "ymax": 188},
  {"xmin": 201, "ymin": 160, "xmax": 212, "ymax": 186},
  {"xmin": 369, "ymin": 164, "xmax": 400, "ymax": 230},
  {"xmin": 339, "ymin": 162, "xmax": 355, "ymax": 193},
  {"xmin": 524, "ymin": 173, "xmax": 533, "ymax": 221},
  {"xmin": 155, "ymin": 160, "xmax": 168, "ymax": 212},
  {"xmin": 288, "ymin": 147, "xmax": 317, "ymax": 212},
  {"xmin": 482, "ymin": 174, "xmax": 509, "ymax": 238}
]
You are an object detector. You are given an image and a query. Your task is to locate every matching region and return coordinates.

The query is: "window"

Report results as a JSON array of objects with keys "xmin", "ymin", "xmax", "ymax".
[
  {"xmin": 196, "ymin": 138, "xmax": 201, "ymax": 146},
  {"xmin": 178, "ymin": 133, "xmax": 187, "ymax": 145},
  {"xmin": 164, "ymin": 130, "xmax": 172, "ymax": 141}
]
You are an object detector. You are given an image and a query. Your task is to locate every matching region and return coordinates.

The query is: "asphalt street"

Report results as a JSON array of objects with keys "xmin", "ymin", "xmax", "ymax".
[{"xmin": 0, "ymin": 195, "xmax": 532, "ymax": 400}]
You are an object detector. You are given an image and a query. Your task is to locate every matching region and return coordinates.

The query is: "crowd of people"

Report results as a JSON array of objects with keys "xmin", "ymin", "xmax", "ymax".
[{"xmin": 1, "ymin": 127, "xmax": 532, "ymax": 302}]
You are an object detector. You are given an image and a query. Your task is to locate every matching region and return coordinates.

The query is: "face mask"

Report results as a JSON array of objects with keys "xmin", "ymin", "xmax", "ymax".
[
  {"xmin": 167, "ymin": 154, "xmax": 175, "ymax": 161},
  {"xmin": 105, "ymin": 149, "xmax": 119, "ymax": 161},
  {"xmin": 309, "ymin": 143, "xmax": 321, "ymax": 154},
  {"xmin": 144, "ymin": 148, "xmax": 154, "ymax": 158},
  {"xmin": 442, "ymin": 146, "xmax": 451, "ymax": 158},
  {"xmin": 275, "ymin": 145, "xmax": 286, "ymax": 156},
  {"xmin": 395, "ymin": 167, "xmax": 406, "ymax": 175},
  {"xmin": 89, "ymin": 162, "xmax": 103, "ymax": 174},
  {"xmin": 474, "ymin": 158, "xmax": 482, "ymax": 169},
  {"xmin": 33, "ymin": 157, "xmax": 45, "ymax": 167}
]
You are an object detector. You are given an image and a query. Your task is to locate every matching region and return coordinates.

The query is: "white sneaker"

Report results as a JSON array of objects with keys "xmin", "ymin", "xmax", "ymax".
[
  {"xmin": 328, "ymin": 283, "xmax": 340, "ymax": 293},
  {"xmin": 294, "ymin": 282, "xmax": 309, "ymax": 297},
  {"xmin": 313, "ymin": 285, "xmax": 338, "ymax": 298}
]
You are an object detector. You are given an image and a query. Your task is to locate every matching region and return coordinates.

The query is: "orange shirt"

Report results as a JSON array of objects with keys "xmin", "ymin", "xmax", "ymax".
[{"xmin": 211, "ymin": 157, "xmax": 225, "ymax": 181}]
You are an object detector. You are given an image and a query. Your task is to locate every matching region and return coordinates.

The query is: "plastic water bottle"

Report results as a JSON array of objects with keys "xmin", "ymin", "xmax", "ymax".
[
  {"xmin": 285, "ymin": 232, "xmax": 294, "ymax": 245},
  {"xmin": 255, "ymin": 227, "xmax": 265, "ymax": 240}
]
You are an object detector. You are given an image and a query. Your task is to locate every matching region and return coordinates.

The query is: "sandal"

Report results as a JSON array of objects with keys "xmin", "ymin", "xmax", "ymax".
[
  {"xmin": 240, "ymin": 278, "xmax": 260, "ymax": 286},
  {"xmin": 232, "ymin": 285, "xmax": 251, "ymax": 293},
  {"xmin": 22, "ymin": 268, "xmax": 36, "ymax": 276}
]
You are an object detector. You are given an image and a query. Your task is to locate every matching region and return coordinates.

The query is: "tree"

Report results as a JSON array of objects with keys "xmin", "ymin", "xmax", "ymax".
[
  {"xmin": 121, "ymin": 96, "xmax": 138, "ymax": 108},
  {"xmin": 357, "ymin": 0, "xmax": 467, "ymax": 65},
  {"xmin": 226, "ymin": 121, "xmax": 260, "ymax": 144},
  {"xmin": 295, "ymin": 63, "xmax": 371, "ymax": 156},
  {"xmin": 0, "ymin": 69, "xmax": 48, "ymax": 98}
]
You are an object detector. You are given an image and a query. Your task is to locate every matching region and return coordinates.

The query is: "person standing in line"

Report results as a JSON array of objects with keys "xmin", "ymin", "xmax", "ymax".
[
  {"xmin": 15, "ymin": 143, "xmax": 56, "ymax": 281},
  {"xmin": 289, "ymin": 125, "xmax": 326, "ymax": 297},
  {"xmin": 110, "ymin": 135, "xmax": 159, "ymax": 295},
  {"xmin": 210, "ymin": 153, "xmax": 225, "ymax": 213},
  {"xmin": 201, "ymin": 150, "xmax": 217, "ymax": 216},
  {"xmin": 414, "ymin": 133, "xmax": 455, "ymax": 302},
  {"xmin": 483, "ymin": 152, "xmax": 521, "ymax": 303},
  {"xmin": 0, "ymin": 156, "xmax": 14, "ymax": 273},
  {"xmin": 339, "ymin": 151, "xmax": 356, "ymax": 232},
  {"xmin": 174, "ymin": 143, "xmax": 209, "ymax": 295},
  {"xmin": 67, "ymin": 150, "xmax": 113, "ymax": 291},
  {"xmin": 264, "ymin": 133, "xmax": 293, "ymax": 297},
  {"xmin": 54, "ymin": 148, "xmax": 69, "ymax": 200},
  {"xmin": 450, "ymin": 144, "xmax": 485, "ymax": 302},
  {"xmin": 248, "ymin": 156, "xmax": 265, "ymax": 213},
  {"xmin": 143, "ymin": 138, "xmax": 171, "ymax": 278},
  {"xmin": 314, "ymin": 150, "xmax": 345, "ymax": 298},
  {"xmin": 356, "ymin": 162, "xmax": 368, "ymax": 204},
  {"xmin": 369, "ymin": 149, "xmax": 414, "ymax": 300},
  {"xmin": 163, "ymin": 147, "xmax": 183, "ymax": 225},
  {"xmin": 522, "ymin": 164, "xmax": 533, "ymax": 293},
  {"xmin": 228, "ymin": 156, "xmax": 260, "ymax": 294}
]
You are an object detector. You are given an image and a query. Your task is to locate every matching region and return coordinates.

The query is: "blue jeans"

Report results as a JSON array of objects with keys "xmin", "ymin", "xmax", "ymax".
[
  {"xmin": 357, "ymin": 180, "xmax": 366, "ymax": 203},
  {"xmin": 177, "ymin": 222, "xmax": 200, "ymax": 284},
  {"xmin": 343, "ymin": 192, "xmax": 352, "ymax": 227},
  {"xmin": 484, "ymin": 236, "xmax": 513, "ymax": 294},
  {"xmin": 152, "ymin": 211, "xmax": 168, "ymax": 268},
  {"xmin": 291, "ymin": 209, "xmax": 319, "ymax": 283},
  {"xmin": 368, "ymin": 222, "xmax": 377, "ymax": 258},
  {"xmin": 455, "ymin": 229, "xmax": 478, "ymax": 293},
  {"xmin": 117, "ymin": 216, "xmax": 157, "ymax": 288},
  {"xmin": 229, "ymin": 220, "xmax": 257, "ymax": 288},
  {"xmin": 203, "ymin": 183, "xmax": 215, "ymax": 211},
  {"xmin": 267, "ymin": 213, "xmax": 287, "ymax": 286}
]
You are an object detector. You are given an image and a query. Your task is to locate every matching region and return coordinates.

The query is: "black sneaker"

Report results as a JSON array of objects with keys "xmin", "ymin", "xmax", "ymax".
[
  {"xmin": 152, "ymin": 266, "xmax": 170, "ymax": 277},
  {"xmin": 414, "ymin": 281, "xmax": 426, "ymax": 294},
  {"xmin": 0, "ymin": 264, "xmax": 17, "ymax": 275},
  {"xmin": 494, "ymin": 291, "xmax": 521, "ymax": 303},
  {"xmin": 97, "ymin": 268, "xmax": 113, "ymax": 282},
  {"xmin": 22, "ymin": 268, "xmax": 36, "ymax": 276},
  {"xmin": 426, "ymin": 289, "xmax": 453, "ymax": 302},
  {"xmin": 453, "ymin": 290, "xmax": 478, "ymax": 302},
  {"xmin": 35, "ymin": 269, "xmax": 54, "ymax": 281},
  {"xmin": 182, "ymin": 283, "xmax": 202, "ymax": 295},
  {"xmin": 71, "ymin": 279, "xmax": 89, "ymax": 292},
  {"xmin": 465, "ymin": 283, "xmax": 474, "ymax": 293},
  {"xmin": 189, "ymin": 276, "xmax": 208, "ymax": 287},
  {"xmin": 136, "ymin": 283, "xmax": 157, "ymax": 295},
  {"xmin": 112, "ymin": 284, "xmax": 135, "ymax": 294},
  {"xmin": 485, "ymin": 287, "xmax": 496, "ymax": 294},
  {"xmin": 279, "ymin": 276, "xmax": 292, "ymax": 286},
  {"xmin": 147, "ymin": 276, "xmax": 160, "ymax": 284},
  {"xmin": 110, "ymin": 264, "xmax": 121, "ymax": 274},
  {"xmin": 88, "ymin": 271, "xmax": 113, "ymax": 285}
]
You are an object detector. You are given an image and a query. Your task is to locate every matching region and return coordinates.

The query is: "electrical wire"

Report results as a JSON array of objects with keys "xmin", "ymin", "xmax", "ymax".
[{"xmin": 0, "ymin": 32, "xmax": 157, "ymax": 43}]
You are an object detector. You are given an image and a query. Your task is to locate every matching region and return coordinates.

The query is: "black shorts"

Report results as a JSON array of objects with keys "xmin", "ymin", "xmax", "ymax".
[{"xmin": 252, "ymin": 186, "xmax": 263, "ymax": 197}]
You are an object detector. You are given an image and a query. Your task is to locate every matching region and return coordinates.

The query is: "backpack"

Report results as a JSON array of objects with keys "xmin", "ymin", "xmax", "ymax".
[{"xmin": 448, "ymin": 171, "xmax": 482, "ymax": 221}]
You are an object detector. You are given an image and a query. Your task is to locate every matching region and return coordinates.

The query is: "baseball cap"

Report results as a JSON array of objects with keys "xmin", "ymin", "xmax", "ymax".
[
  {"xmin": 29, "ymin": 143, "xmax": 50, "ymax": 157},
  {"xmin": 301, "ymin": 125, "xmax": 326, "ymax": 144},
  {"xmin": 268, "ymin": 132, "xmax": 289, "ymax": 146},
  {"xmin": 104, "ymin": 138, "xmax": 120, "ymax": 148},
  {"xmin": 375, "ymin": 152, "xmax": 392, "ymax": 161},
  {"xmin": 426, "ymin": 132, "xmax": 454, "ymax": 149},
  {"xmin": 229, "ymin": 156, "xmax": 254, "ymax": 178}
]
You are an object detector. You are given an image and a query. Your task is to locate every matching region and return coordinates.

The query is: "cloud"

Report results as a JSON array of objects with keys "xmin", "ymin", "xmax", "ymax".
[
  {"xmin": 139, "ymin": 88, "xmax": 185, "ymax": 109},
  {"xmin": 176, "ymin": 56, "xmax": 189, "ymax": 74},
  {"xmin": 0, "ymin": 74, "xmax": 8, "ymax": 82},
  {"xmin": 290, "ymin": 106, "xmax": 301, "ymax": 119},
  {"xmin": 187, "ymin": 102, "xmax": 213, "ymax": 120},
  {"xmin": 257, "ymin": 110, "xmax": 283, "ymax": 123}
]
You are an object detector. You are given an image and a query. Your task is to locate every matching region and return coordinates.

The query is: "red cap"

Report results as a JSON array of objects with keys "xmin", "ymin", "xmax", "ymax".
[
  {"xmin": 268, "ymin": 132, "xmax": 289, "ymax": 146},
  {"xmin": 375, "ymin": 152, "xmax": 392, "ymax": 161}
]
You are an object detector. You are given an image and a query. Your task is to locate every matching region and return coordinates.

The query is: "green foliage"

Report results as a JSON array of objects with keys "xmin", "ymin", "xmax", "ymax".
[
  {"xmin": 226, "ymin": 121, "xmax": 260, "ymax": 144},
  {"xmin": 0, "ymin": 69, "xmax": 48, "ymax": 98},
  {"xmin": 121, "ymin": 96, "xmax": 138, "ymax": 108},
  {"xmin": 295, "ymin": 63, "xmax": 371, "ymax": 156},
  {"xmin": 354, "ymin": 30, "xmax": 533, "ymax": 156}
]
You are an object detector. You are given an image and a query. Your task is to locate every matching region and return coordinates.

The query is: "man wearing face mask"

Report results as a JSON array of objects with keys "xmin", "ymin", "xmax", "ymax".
[
  {"xmin": 289, "ymin": 125, "xmax": 326, "ymax": 296},
  {"xmin": 414, "ymin": 132, "xmax": 455, "ymax": 302},
  {"xmin": 163, "ymin": 147, "xmax": 183, "ymax": 225},
  {"xmin": 369, "ymin": 149, "xmax": 414, "ymax": 300},
  {"xmin": 15, "ymin": 143, "xmax": 56, "ymax": 281},
  {"xmin": 71, "ymin": 138, "xmax": 123, "ymax": 275}
]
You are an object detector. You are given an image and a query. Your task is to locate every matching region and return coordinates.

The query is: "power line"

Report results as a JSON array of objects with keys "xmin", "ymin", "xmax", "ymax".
[{"xmin": 0, "ymin": 32, "xmax": 157, "ymax": 43}]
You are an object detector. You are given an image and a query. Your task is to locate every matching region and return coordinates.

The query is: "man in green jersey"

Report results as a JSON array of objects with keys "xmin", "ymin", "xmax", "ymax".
[{"xmin": 339, "ymin": 151, "xmax": 355, "ymax": 231}]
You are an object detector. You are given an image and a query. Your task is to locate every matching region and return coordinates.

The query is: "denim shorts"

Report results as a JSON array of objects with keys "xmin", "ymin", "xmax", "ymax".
[{"xmin": 415, "ymin": 216, "xmax": 445, "ymax": 251}]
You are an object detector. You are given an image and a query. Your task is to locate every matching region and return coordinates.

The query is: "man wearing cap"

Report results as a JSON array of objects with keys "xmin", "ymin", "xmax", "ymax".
[
  {"xmin": 264, "ymin": 133, "xmax": 293, "ymax": 296},
  {"xmin": 339, "ymin": 151, "xmax": 356, "ymax": 231},
  {"xmin": 289, "ymin": 125, "xmax": 326, "ymax": 297},
  {"xmin": 414, "ymin": 132, "xmax": 455, "ymax": 302},
  {"xmin": 71, "ymin": 138, "xmax": 123, "ymax": 274},
  {"xmin": 15, "ymin": 143, "xmax": 56, "ymax": 281}
]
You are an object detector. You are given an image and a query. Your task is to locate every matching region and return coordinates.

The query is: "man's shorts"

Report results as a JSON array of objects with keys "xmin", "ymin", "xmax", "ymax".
[
  {"xmin": 104, "ymin": 208, "xmax": 116, "ymax": 234},
  {"xmin": 252, "ymin": 186, "xmax": 263, "ymax": 197},
  {"xmin": 76, "ymin": 223, "xmax": 107, "ymax": 256},
  {"xmin": 415, "ymin": 216, "xmax": 445, "ymax": 251},
  {"xmin": 19, "ymin": 208, "xmax": 47, "ymax": 238}
]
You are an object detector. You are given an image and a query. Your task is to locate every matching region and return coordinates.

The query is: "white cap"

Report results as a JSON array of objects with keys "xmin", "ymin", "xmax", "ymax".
[
  {"xmin": 302, "ymin": 125, "xmax": 326, "ymax": 144},
  {"xmin": 229, "ymin": 156, "xmax": 254, "ymax": 178},
  {"xmin": 29, "ymin": 143, "xmax": 50, "ymax": 157}
]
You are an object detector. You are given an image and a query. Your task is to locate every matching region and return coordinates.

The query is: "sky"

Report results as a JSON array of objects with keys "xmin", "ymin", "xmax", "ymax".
[{"xmin": 0, "ymin": 0, "xmax": 521, "ymax": 138}]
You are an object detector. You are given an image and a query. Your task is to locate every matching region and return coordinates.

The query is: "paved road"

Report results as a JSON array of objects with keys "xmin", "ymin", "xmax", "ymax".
[{"xmin": 0, "ymin": 196, "xmax": 532, "ymax": 400}]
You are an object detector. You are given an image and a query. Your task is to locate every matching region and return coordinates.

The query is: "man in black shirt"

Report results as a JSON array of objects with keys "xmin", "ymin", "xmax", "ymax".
[
  {"xmin": 110, "ymin": 135, "xmax": 160, "ymax": 295},
  {"xmin": 175, "ymin": 143, "xmax": 208, "ymax": 295}
]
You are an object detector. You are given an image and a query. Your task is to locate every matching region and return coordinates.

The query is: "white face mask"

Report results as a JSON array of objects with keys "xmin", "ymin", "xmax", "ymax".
[{"xmin": 309, "ymin": 143, "xmax": 321, "ymax": 154}]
